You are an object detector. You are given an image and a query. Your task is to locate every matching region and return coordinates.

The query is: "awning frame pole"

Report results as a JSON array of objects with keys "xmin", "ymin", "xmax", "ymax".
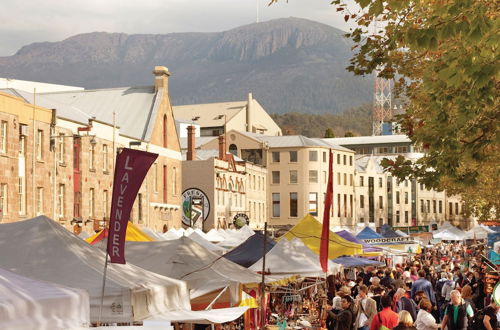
[{"xmin": 205, "ymin": 285, "xmax": 229, "ymax": 310}]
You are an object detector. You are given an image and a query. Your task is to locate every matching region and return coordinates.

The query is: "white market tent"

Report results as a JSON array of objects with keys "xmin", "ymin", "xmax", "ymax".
[
  {"xmin": 141, "ymin": 227, "xmax": 164, "ymax": 241},
  {"xmin": 433, "ymin": 229, "xmax": 467, "ymax": 241},
  {"xmin": 187, "ymin": 231, "xmax": 226, "ymax": 253},
  {"xmin": 205, "ymin": 229, "xmax": 226, "ymax": 242},
  {"xmin": 0, "ymin": 216, "xmax": 191, "ymax": 324},
  {"xmin": 0, "ymin": 267, "xmax": 90, "ymax": 330},
  {"xmin": 466, "ymin": 226, "xmax": 489, "ymax": 240},
  {"xmin": 162, "ymin": 229, "xmax": 182, "ymax": 240},
  {"xmin": 395, "ymin": 230, "xmax": 409, "ymax": 237},
  {"xmin": 249, "ymin": 238, "xmax": 341, "ymax": 276}
]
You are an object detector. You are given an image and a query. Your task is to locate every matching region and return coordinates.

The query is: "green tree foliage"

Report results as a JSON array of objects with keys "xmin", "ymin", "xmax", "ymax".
[
  {"xmin": 271, "ymin": 104, "xmax": 372, "ymax": 138},
  {"xmin": 329, "ymin": 0, "xmax": 499, "ymax": 219},
  {"xmin": 324, "ymin": 128, "xmax": 336, "ymax": 138},
  {"xmin": 344, "ymin": 131, "xmax": 355, "ymax": 137}
]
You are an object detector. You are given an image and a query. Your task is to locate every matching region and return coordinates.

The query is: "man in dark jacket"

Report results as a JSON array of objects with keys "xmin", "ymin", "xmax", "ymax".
[
  {"xmin": 441, "ymin": 290, "xmax": 474, "ymax": 330},
  {"xmin": 328, "ymin": 295, "xmax": 354, "ymax": 330}
]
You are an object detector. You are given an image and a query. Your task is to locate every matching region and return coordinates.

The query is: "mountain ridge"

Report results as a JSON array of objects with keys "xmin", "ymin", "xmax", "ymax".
[{"xmin": 0, "ymin": 17, "xmax": 372, "ymax": 114}]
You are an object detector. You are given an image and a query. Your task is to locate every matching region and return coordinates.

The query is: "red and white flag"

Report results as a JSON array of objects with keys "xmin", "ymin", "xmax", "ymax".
[
  {"xmin": 107, "ymin": 148, "xmax": 158, "ymax": 264},
  {"xmin": 320, "ymin": 149, "xmax": 333, "ymax": 273}
]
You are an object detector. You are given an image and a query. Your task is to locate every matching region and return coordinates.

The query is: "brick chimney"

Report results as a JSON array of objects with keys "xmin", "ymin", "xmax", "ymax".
[
  {"xmin": 218, "ymin": 135, "xmax": 226, "ymax": 160},
  {"xmin": 153, "ymin": 66, "xmax": 171, "ymax": 92},
  {"xmin": 246, "ymin": 92, "xmax": 252, "ymax": 132},
  {"xmin": 187, "ymin": 125, "xmax": 196, "ymax": 161}
]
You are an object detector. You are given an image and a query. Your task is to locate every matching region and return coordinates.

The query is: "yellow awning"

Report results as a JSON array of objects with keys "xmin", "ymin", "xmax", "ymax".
[
  {"xmin": 280, "ymin": 214, "xmax": 363, "ymax": 259},
  {"xmin": 85, "ymin": 222, "xmax": 155, "ymax": 245}
]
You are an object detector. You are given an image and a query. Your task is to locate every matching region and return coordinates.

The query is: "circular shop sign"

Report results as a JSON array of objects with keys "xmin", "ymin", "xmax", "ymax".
[
  {"xmin": 233, "ymin": 213, "xmax": 249, "ymax": 229},
  {"xmin": 182, "ymin": 188, "xmax": 210, "ymax": 228}
]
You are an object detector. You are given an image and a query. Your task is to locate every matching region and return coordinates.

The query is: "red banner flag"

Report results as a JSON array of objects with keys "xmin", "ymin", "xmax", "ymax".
[
  {"xmin": 107, "ymin": 148, "xmax": 158, "ymax": 264},
  {"xmin": 320, "ymin": 149, "xmax": 333, "ymax": 273}
]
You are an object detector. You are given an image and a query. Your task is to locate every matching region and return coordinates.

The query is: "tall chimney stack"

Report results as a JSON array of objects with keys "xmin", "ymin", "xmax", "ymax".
[
  {"xmin": 218, "ymin": 135, "xmax": 226, "ymax": 160},
  {"xmin": 246, "ymin": 92, "xmax": 252, "ymax": 132},
  {"xmin": 153, "ymin": 66, "xmax": 171, "ymax": 92},
  {"xmin": 187, "ymin": 125, "xmax": 196, "ymax": 161}
]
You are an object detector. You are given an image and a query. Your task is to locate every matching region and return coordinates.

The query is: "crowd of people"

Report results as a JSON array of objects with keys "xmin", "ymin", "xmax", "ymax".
[{"xmin": 324, "ymin": 243, "xmax": 499, "ymax": 330}]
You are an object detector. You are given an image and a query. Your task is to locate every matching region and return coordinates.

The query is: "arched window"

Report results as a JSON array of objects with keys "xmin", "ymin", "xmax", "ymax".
[
  {"xmin": 229, "ymin": 144, "xmax": 238, "ymax": 156},
  {"xmin": 163, "ymin": 114, "xmax": 167, "ymax": 147}
]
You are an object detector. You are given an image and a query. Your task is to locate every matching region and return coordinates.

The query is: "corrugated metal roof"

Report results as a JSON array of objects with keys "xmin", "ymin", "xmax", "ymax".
[
  {"xmin": 181, "ymin": 149, "xmax": 243, "ymax": 161},
  {"xmin": 355, "ymin": 153, "xmax": 424, "ymax": 174},
  {"xmin": 323, "ymin": 135, "xmax": 411, "ymax": 145},
  {"xmin": 3, "ymin": 87, "xmax": 159, "ymax": 140},
  {"xmin": 179, "ymin": 136, "xmax": 218, "ymax": 149},
  {"xmin": 173, "ymin": 101, "xmax": 246, "ymax": 127}
]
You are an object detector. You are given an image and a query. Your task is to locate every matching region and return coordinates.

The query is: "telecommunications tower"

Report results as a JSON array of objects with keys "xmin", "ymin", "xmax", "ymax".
[{"xmin": 372, "ymin": 75, "xmax": 393, "ymax": 135}]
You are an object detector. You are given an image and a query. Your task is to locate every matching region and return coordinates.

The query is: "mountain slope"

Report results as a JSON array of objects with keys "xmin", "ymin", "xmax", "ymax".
[{"xmin": 0, "ymin": 18, "xmax": 373, "ymax": 114}]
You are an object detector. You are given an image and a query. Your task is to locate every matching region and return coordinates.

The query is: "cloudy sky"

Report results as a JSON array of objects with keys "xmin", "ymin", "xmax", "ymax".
[{"xmin": 0, "ymin": 0, "xmax": 358, "ymax": 56}]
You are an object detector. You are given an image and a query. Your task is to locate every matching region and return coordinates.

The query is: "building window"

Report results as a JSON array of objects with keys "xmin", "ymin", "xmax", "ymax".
[
  {"xmin": 378, "ymin": 177, "xmax": 383, "ymax": 188},
  {"xmin": 379, "ymin": 196, "xmax": 383, "ymax": 209},
  {"xmin": 18, "ymin": 177, "xmax": 26, "ymax": 215},
  {"xmin": 349, "ymin": 155, "xmax": 353, "ymax": 166},
  {"xmin": 350, "ymin": 174, "xmax": 353, "ymax": 186},
  {"xmin": 57, "ymin": 133, "xmax": 65, "ymax": 163},
  {"xmin": 36, "ymin": 187, "xmax": 43, "ymax": 215},
  {"xmin": 323, "ymin": 171, "xmax": 327, "ymax": 183},
  {"xmin": 360, "ymin": 217, "xmax": 365, "ymax": 223},
  {"xmin": 449, "ymin": 202, "xmax": 453, "ymax": 215},
  {"xmin": 163, "ymin": 114, "xmax": 167, "ymax": 147},
  {"xmin": 89, "ymin": 188, "xmax": 95, "ymax": 217},
  {"xmin": 396, "ymin": 191, "xmax": 400, "ymax": 204},
  {"xmin": 289, "ymin": 151, "xmax": 297, "ymax": 162},
  {"xmin": 36, "ymin": 129, "xmax": 43, "ymax": 160},
  {"xmin": 337, "ymin": 194, "xmax": 341, "ymax": 217},
  {"xmin": 290, "ymin": 192, "xmax": 298, "ymax": 217},
  {"xmin": 343, "ymin": 154, "xmax": 346, "ymax": 165},
  {"xmin": 404, "ymin": 180, "xmax": 409, "ymax": 187},
  {"xmin": 395, "ymin": 146, "xmax": 408, "ymax": 153},
  {"xmin": 163, "ymin": 165, "xmax": 167, "ymax": 203},
  {"xmin": 337, "ymin": 154, "xmax": 341, "ymax": 164},
  {"xmin": 427, "ymin": 200, "xmax": 431, "ymax": 213},
  {"xmin": 405, "ymin": 211, "xmax": 409, "ymax": 223},
  {"xmin": 290, "ymin": 170, "xmax": 298, "ymax": 184},
  {"xmin": 439, "ymin": 200, "xmax": 443, "ymax": 214},
  {"xmin": 360, "ymin": 176, "xmax": 364, "ymax": 186},
  {"xmin": 420, "ymin": 183, "xmax": 424, "ymax": 190},
  {"xmin": 309, "ymin": 170, "xmax": 318, "ymax": 183},
  {"xmin": 455, "ymin": 203, "xmax": 459, "ymax": 215},
  {"xmin": 89, "ymin": 143, "xmax": 95, "ymax": 170},
  {"xmin": 337, "ymin": 173, "xmax": 341, "ymax": 185},
  {"xmin": 0, "ymin": 121, "xmax": 7, "ymax": 153},
  {"xmin": 396, "ymin": 210, "xmax": 400, "ymax": 223},
  {"xmin": 420, "ymin": 200, "xmax": 425, "ymax": 213},
  {"xmin": 404, "ymin": 192, "xmax": 408, "ymax": 204},
  {"xmin": 103, "ymin": 190, "xmax": 109, "ymax": 218},
  {"xmin": 272, "ymin": 193, "xmax": 280, "ymax": 217},
  {"xmin": 272, "ymin": 152, "xmax": 280, "ymax": 163},
  {"xmin": 323, "ymin": 151, "xmax": 326, "ymax": 162},
  {"xmin": 173, "ymin": 167, "xmax": 177, "ymax": 195},
  {"xmin": 138, "ymin": 193, "xmax": 143, "ymax": 222},
  {"xmin": 153, "ymin": 163, "xmax": 158, "ymax": 192},
  {"xmin": 57, "ymin": 184, "xmax": 65, "ymax": 217},
  {"xmin": 309, "ymin": 150, "xmax": 318, "ymax": 161},
  {"xmin": 309, "ymin": 192, "xmax": 318, "ymax": 216},
  {"xmin": 272, "ymin": 171, "xmax": 280, "ymax": 184},
  {"xmin": 350, "ymin": 194, "xmax": 353, "ymax": 218},
  {"xmin": 343, "ymin": 173, "xmax": 347, "ymax": 185},
  {"xmin": 0, "ymin": 183, "xmax": 7, "ymax": 215},
  {"xmin": 433, "ymin": 200, "xmax": 437, "ymax": 213},
  {"xmin": 360, "ymin": 195, "xmax": 365, "ymax": 208},
  {"xmin": 19, "ymin": 134, "xmax": 26, "ymax": 155},
  {"xmin": 229, "ymin": 144, "xmax": 237, "ymax": 156},
  {"xmin": 103, "ymin": 144, "xmax": 109, "ymax": 172},
  {"xmin": 344, "ymin": 194, "xmax": 347, "ymax": 217}
]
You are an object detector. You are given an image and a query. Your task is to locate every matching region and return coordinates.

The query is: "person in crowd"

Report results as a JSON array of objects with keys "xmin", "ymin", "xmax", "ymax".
[
  {"xmin": 441, "ymin": 290, "xmax": 474, "ymax": 330},
  {"xmin": 394, "ymin": 288, "xmax": 418, "ymax": 321},
  {"xmin": 328, "ymin": 295, "xmax": 354, "ymax": 330},
  {"xmin": 441, "ymin": 273, "xmax": 456, "ymax": 304},
  {"xmin": 482, "ymin": 300, "xmax": 499, "ymax": 330},
  {"xmin": 372, "ymin": 287, "xmax": 385, "ymax": 312},
  {"xmin": 394, "ymin": 271, "xmax": 405, "ymax": 290},
  {"xmin": 381, "ymin": 269, "xmax": 395, "ymax": 289},
  {"xmin": 352, "ymin": 276, "xmax": 364, "ymax": 299},
  {"xmin": 370, "ymin": 295, "xmax": 399, "ymax": 330},
  {"xmin": 354, "ymin": 285, "xmax": 377, "ymax": 330},
  {"xmin": 394, "ymin": 310, "xmax": 417, "ymax": 330},
  {"xmin": 370, "ymin": 277, "xmax": 382, "ymax": 295},
  {"xmin": 411, "ymin": 270, "xmax": 436, "ymax": 306},
  {"xmin": 332, "ymin": 286, "xmax": 353, "ymax": 312},
  {"xmin": 415, "ymin": 299, "xmax": 440, "ymax": 330},
  {"xmin": 473, "ymin": 271, "xmax": 485, "ymax": 310},
  {"xmin": 460, "ymin": 285, "xmax": 476, "ymax": 313}
]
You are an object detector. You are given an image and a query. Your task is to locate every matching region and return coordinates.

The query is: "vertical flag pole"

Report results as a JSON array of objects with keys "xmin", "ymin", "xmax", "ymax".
[
  {"xmin": 320, "ymin": 149, "xmax": 334, "ymax": 273},
  {"xmin": 260, "ymin": 221, "xmax": 268, "ymax": 329}
]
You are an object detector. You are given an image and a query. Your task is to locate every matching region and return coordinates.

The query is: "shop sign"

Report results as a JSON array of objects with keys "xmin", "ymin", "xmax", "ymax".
[
  {"xmin": 393, "ymin": 225, "xmax": 429, "ymax": 234},
  {"xmin": 364, "ymin": 236, "xmax": 413, "ymax": 244},
  {"xmin": 182, "ymin": 188, "xmax": 210, "ymax": 229},
  {"xmin": 233, "ymin": 213, "xmax": 249, "ymax": 229}
]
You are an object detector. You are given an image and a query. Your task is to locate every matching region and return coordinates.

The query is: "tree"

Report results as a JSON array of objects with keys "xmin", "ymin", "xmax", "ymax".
[
  {"xmin": 344, "ymin": 131, "xmax": 355, "ymax": 137},
  {"xmin": 324, "ymin": 128, "xmax": 336, "ymax": 138},
  {"xmin": 325, "ymin": 0, "xmax": 499, "ymax": 220}
]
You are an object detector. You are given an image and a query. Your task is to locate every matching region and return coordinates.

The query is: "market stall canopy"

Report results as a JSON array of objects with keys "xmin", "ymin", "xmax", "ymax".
[
  {"xmin": 466, "ymin": 226, "xmax": 489, "ymax": 240},
  {"xmin": 205, "ymin": 229, "xmax": 226, "ymax": 242},
  {"xmin": 0, "ymin": 267, "xmax": 90, "ymax": 330},
  {"xmin": 250, "ymin": 238, "xmax": 341, "ymax": 276},
  {"xmin": 335, "ymin": 230, "xmax": 382, "ymax": 256},
  {"xmin": 332, "ymin": 257, "xmax": 385, "ymax": 268},
  {"xmin": 162, "ymin": 228, "xmax": 183, "ymax": 240},
  {"xmin": 356, "ymin": 226, "xmax": 385, "ymax": 240},
  {"xmin": 433, "ymin": 228, "xmax": 467, "ymax": 241},
  {"xmin": 395, "ymin": 230, "xmax": 409, "ymax": 237},
  {"xmin": 85, "ymin": 221, "xmax": 154, "ymax": 245},
  {"xmin": 223, "ymin": 232, "xmax": 276, "ymax": 268},
  {"xmin": 148, "ymin": 306, "xmax": 249, "ymax": 324},
  {"xmin": 124, "ymin": 237, "xmax": 279, "ymax": 300},
  {"xmin": 217, "ymin": 226, "xmax": 256, "ymax": 249},
  {"xmin": 187, "ymin": 231, "xmax": 226, "ymax": 253},
  {"xmin": 0, "ymin": 216, "xmax": 191, "ymax": 324},
  {"xmin": 280, "ymin": 215, "xmax": 363, "ymax": 259},
  {"xmin": 141, "ymin": 227, "xmax": 166, "ymax": 241}
]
